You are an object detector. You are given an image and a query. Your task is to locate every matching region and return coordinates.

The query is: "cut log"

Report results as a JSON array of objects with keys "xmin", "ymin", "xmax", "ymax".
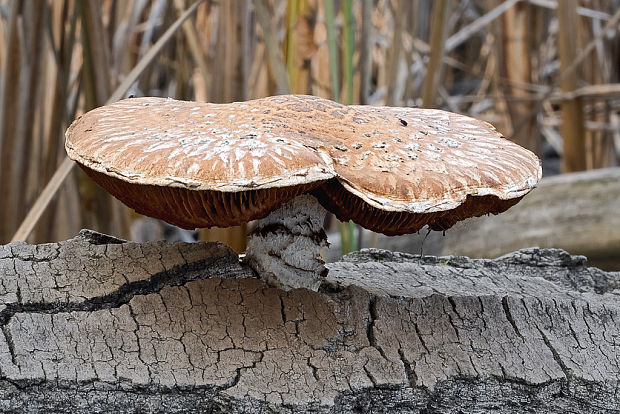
[
  {"xmin": 0, "ymin": 229, "xmax": 619, "ymax": 412},
  {"xmin": 440, "ymin": 167, "xmax": 620, "ymax": 270}
]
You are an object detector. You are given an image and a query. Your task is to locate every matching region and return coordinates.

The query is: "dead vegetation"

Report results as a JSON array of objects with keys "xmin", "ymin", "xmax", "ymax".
[{"xmin": 0, "ymin": 0, "xmax": 618, "ymax": 249}]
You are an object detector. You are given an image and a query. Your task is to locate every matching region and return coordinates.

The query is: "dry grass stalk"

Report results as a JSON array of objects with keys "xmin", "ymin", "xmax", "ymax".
[
  {"xmin": 422, "ymin": 0, "xmax": 450, "ymax": 108},
  {"xmin": 557, "ymin": 0, "xmax": 586, "ymax": 172},
  {"xmin": 0, "ymin": 0, "xmax": 24, "ymax": 242},
  {"xmin": 359, "ymin": 0, "xmax": 373, "ymax": 104},
  {"xmin": 496, "ymin": 1, "xmax": 538, "ymax": 152},
  {"xmin": 254, "ymin": 0, "xmax": 291, "ymax": 95},
  {"xmin": 385, "ymin": 0, "xmax": 409, "ymax": 106},
  {"xmin": 174, "ymin": 0, "xmax": 209, "ymax": 101},
  {"xmin": 11, "ymin": 0, "xmax": 206, "ymax": 242}
]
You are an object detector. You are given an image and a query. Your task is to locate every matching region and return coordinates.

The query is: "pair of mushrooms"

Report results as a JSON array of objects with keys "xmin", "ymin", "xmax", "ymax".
[{"xmin": 65, "ymin": 95, "xmax": 541, "ymax": 290}]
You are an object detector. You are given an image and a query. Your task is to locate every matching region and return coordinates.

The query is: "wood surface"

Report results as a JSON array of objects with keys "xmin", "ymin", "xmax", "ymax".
[{"xmin": 0, "ymin": 229, "xmax": 618, "ymax": 412}]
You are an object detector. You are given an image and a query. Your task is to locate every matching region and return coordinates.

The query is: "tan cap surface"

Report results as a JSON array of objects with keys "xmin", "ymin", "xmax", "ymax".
[
  {"xmin": 66, "ymin": 97, "xmax": 335, "ymax": 191},
  {"xmin": 327, "ymin": 105, "xmax": 541, "ymax": 211},
  {"xmin": 65, "ymin": 95, "xmax": 541, "ymax": 232}
]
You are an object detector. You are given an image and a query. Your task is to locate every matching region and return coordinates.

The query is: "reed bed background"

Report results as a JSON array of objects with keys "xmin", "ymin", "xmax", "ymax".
[{"xmin": 0, "ymin": 0, "xmax": 618, "ymax": 252}]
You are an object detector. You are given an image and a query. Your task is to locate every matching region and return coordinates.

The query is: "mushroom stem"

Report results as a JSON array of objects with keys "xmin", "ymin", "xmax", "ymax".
[{"xmin": 244, "ymin": 194, "xmax": 329, "ymax": 291}]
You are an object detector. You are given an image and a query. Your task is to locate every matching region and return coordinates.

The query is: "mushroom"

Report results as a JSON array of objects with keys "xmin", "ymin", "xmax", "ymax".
[{"xmin": 65, "ymin": 95, "xmax": 541, "ymax": 290}]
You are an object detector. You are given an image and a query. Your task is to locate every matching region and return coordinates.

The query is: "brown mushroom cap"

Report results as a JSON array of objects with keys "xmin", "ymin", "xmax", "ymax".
[
  {"xmin": 65, "ymin": 95, "xmax": 541, "ymax": 233},
  {"xmin": 65, "ymin": 96, "xmax": 335, "ymax": 228},
  {"xmin": 308, "ymin": 104, "xmax": 542, "ymax": 234}
]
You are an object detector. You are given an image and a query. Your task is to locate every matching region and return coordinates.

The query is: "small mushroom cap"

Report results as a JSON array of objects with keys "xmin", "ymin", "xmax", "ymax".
[
  {"xmin": 332, "ymin": 105, "xmax": 540, "ymax": 210},
  {"xmin": 65, "ymin": 95, "xmax": 541, "ymax": 233},
  {"xmin": 308, "ymin": 104, "xmax": 542, "ymax": 234}
]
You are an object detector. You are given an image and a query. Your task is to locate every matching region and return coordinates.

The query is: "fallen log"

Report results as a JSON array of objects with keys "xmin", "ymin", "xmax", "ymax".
[
  {"xmin": 440, "ymin": 167, "xmax": 620, "ymax": 270},
  {"xmin": 0, "ymin": 229, "xmax": 619, "ymax": 413}
]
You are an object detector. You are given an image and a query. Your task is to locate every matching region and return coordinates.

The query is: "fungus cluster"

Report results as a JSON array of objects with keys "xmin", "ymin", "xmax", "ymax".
[{"xmin": 65, "ymin": 95, "xmax": 541, "ymax": 290}]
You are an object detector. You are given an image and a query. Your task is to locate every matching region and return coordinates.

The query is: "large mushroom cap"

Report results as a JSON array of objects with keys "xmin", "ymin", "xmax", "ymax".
[
  {"xmin": 65, "ymin": 95, "xmax": 541, "ymax": 233},
  {"xmin": 65, "ymin": 96, "xmax": 336, "ymax": 228}
]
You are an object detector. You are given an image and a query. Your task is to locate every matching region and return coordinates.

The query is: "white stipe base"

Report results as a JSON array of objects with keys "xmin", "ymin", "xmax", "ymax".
[{"xmin": 244, "ymin": 194, "xmax": 329, "ymax": 291}]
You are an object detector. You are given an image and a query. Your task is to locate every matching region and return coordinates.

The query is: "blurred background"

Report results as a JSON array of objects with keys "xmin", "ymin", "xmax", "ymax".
[{"xmin": 0, "ymin": 0, "xmax": 619, "ymax": 268}]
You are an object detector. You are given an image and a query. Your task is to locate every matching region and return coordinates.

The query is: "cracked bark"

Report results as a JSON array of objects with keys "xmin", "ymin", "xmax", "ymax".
[{"xmin": 0, "ymin": 229, "xmax": 619, "ymax": 413}]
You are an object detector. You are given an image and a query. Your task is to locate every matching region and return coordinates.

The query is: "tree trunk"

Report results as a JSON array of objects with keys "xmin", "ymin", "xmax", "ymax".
[{"xmin": 0, "ymin": 229, "xmax": 619, "ymax": 413}]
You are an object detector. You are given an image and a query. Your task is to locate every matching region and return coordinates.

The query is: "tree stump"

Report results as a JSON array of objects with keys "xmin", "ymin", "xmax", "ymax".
[{"xmin": 0, "ymin": 229, "xmax": 618, "ymax": 413}]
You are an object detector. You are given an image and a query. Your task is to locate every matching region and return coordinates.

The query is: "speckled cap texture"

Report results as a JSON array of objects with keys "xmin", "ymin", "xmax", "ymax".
[{"xmin": 65, "ymin": 95, "xmax": 542, "ymax": 233}]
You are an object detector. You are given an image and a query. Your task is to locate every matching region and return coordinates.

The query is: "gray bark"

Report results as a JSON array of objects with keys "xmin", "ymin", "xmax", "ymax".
[{"xmin": 0, "ymin": 229, "xmax": 619, "ymax": 413}]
